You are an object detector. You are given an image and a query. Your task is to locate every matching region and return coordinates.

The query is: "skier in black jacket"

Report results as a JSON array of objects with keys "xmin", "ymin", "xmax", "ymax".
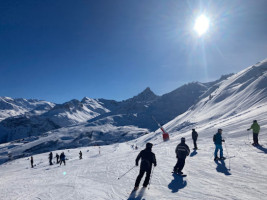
[
  {"xmin": 192, "ymin": 129, "xmax": 198, "ymax": 150},
  {"xmin": 173, "ymin": 137, "xmax": 190, "ymax": 174},
  {"xmin": 134, "ymin": 143, "xmax": 157, "ymax": 190},
  {"xmin": 49, "ymin": 152, "xmax": 53, "ymax": 165}
]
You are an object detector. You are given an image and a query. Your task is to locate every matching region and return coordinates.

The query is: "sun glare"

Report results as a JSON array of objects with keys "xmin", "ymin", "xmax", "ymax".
[{"xmin": 194, "ymin": 15, "xmax": 210, "ymax": 36}]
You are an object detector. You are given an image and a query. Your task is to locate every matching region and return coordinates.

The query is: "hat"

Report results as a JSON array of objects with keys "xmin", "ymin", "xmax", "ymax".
[
  {"xmin": 218, "ymin": 128, "xmax": 223, "ymax": 131},
  {"xmin": 181, "ymin": 137, "xmax": 185, "ymax": 142},
  {"xmin": 253, "ymin": 120, "xmax": 257, "ymax": 123},
  {"xmin": 192, "ymin": 129, "xmax": 195, "ymax": 131},
  {"xmin": 146, "ymin": 143, "xmax": 153, "ymax": 149}
]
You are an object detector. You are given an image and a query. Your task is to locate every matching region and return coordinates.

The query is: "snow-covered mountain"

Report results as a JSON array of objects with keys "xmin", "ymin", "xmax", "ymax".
[
  {"xmin": 164, "ymin": 59, "xmax": 267, "ymax": 133},
  {"xmin": 0, "ymin": 97, "xmax": 55, "ymax": 121},
  {"xmin": 87, "ymin": 77, "xmax": 232, "ymax": 131},
  {"xmin": 0, "ymin": 98, "xmax": 117, "ymax": 143},
  {"xmin": 0, "ymin": 59, "xmax": 266, "ymax": 200}
]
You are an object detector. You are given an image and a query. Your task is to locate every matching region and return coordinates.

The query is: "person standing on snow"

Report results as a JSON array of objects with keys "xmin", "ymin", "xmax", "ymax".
[
  {"xmin": 213, "ymin": 129, "xmax": 225, "ymax": 161},
  {"xmin": 247, "ymin": 120, "xmax": 260, "ymax": 146},
  {"xmin": 49, "ymin": 152, "xmax": 53, "ymax": 165},
  {"xmin": 60, "ymin": 152, "xmax": 66, "ymax": 166},
  {"xmin": 79, "ymin": 151, "xmax": 82, "ymax": 159},
  {"xmin": 173, "ymin": 137, "xmax": 190, "ymax": 174},
  {"xmin": 30, "ymin": 156, "xmax": 34, "ymax": 168},
  {"xmin": 56, "ymin": 153, "xmax": 60, "ymax": 164},
  {"xmin": 134, "ymin": 143, "xmax": 157, "ymax": 190},
  {"xmin": 192, "ymin": 129, "xmax": 198, "ymax": 150}
]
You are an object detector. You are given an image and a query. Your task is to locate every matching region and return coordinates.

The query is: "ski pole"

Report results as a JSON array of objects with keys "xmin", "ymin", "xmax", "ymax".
[
  {"xmin": 148, "ymin": 166, "xmax": 155, "ymax": 190},
  {"xmin": 117, "ymin": 166, "xmax": 136, "ymax": 180}
]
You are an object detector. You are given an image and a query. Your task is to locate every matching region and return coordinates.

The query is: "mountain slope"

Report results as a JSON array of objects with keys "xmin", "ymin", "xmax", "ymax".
[{"xmin": 0, "ymin": 97, "xmax": 55, "ymax": 121}]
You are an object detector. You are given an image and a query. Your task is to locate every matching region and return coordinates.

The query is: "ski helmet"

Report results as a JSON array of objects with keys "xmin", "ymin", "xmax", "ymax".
[{"xmin": 181, "ymin": 137, "xmax": 185, "ymax": 142}]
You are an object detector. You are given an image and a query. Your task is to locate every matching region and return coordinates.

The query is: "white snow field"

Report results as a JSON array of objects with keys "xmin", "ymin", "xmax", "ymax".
[{"xmin": 0, "ymin": 59, "xmax": 267, "ymax": 200}]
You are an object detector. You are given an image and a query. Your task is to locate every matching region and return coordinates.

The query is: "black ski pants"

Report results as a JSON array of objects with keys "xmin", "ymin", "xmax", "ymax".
[
  {"xmin": 253, "ymin": 133, "xmax": 259, "ymax": 145},
  {"xmin": 135, "ymin": 168, "xmax": 151, "ymax": 187},
  {"xmin": 193, "ymin": 139, "xmax": 197, "ymax": 149},
  {"xmin": 173, "ymin": 158, "xmax": 185, "ymax": 173}
]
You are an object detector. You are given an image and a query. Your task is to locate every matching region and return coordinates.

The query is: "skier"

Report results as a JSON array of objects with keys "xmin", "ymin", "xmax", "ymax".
[
  {"xmin": 134, "ymin": 143, "xmax": 157, "ymax": 191},
  {"xmin": 79, "ymin": 151, "xmax": 82, "ymax": 159},
  {"xmin": 173, "ymin": 137, "xmax": 190, "ymax": 175},
  {"xmin": 49, "ymin": 152, "xmax": 53, "ymax": 165},
  {"xmin": 192, "ymin": 129, "xmax": 198, "ymax": 150},
  {"xmin": 213, "ymin": 129, "xmax": 225, "ymax": 161},
  {"xmin": 247, "ymin": 120, "xmax": 261, "ymax": 145},
  {"xmin": 56, "ymin": 153, "xmax": 60, "ymax": 164},
  {"xmin": 60, "ymin": 152, "xmax": 66, "ymax": 166},
  {"xmin": 30, "ymin": 156, "xmax": 34, "ymax": 168}
]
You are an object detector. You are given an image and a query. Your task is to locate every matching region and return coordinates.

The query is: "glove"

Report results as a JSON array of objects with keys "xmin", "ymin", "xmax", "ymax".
[
  {"xmin": 136, "ymin": 162, "xmax": 138, "ymax": 166},
  {"xmin": 247, "ymin": 129, "xmax": 250, "ymax": 131},
  {"xmin": 222, "ymin": 139, "xmax": 225, "ymax": 142},
  {"xmin": 154, "ymin": 163, "xmax": 157, "ymax": 167}
]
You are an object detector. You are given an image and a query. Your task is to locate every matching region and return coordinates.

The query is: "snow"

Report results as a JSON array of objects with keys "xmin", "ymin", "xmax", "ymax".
[{"xmin": 0, "ymin": 59, "xmax": 267, "ymax": 199}]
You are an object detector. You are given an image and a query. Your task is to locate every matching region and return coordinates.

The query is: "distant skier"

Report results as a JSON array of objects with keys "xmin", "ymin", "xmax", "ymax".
[
  {"xmin": 135, "ymin": 145, "xmax": 138, "ymax": 150},
  {"xmin": 247, "ymin": 120, "xmax": 260, "ymax": 145},
  {"xmin": 30, "ymin": 156, "xmax": 34, "ymax": 168},
  {"xmin": 56, "ymin": 153, "xmax": 60, "ymax": 164},
  {"xmin": 79, "ymin": 151, "xmax": 82, "ymax": 159},
  {"xmin": 192, "ymin": 129, "xmax": 198, "ymax": 150},
  {"xmin": 134, "ymin": 143, "xmax": 157, "ymax": 191},
  {"xmin": 60, "ymin": 152, "xmax": 66, "ymax": 166},
  {"xmin": 213, "ymin": 129, "xmax": 225, "ymax": 161},
  {"xmin": 49, "ymin": 152, "xmax": 53, "ymax": 165},
  {"xmin": 173, "ymin": 137, "xmax": 190, "ymax": 175}
]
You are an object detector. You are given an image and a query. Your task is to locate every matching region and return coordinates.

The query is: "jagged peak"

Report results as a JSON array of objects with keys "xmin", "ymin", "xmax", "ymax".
[{"xmin": 127, "ymin": 87, "xmax": 158, "ymax": 102}]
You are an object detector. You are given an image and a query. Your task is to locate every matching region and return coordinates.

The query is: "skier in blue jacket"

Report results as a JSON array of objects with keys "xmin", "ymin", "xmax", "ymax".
[{"xmin": 213, "ymin": 129, "xmax": 225, "ymax": 161}]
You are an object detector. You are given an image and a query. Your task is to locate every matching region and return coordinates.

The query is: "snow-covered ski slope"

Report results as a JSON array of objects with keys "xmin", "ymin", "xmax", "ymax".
[{"xmin": 0, "ymin": 59, "xmax": 267, "ymax": 200}]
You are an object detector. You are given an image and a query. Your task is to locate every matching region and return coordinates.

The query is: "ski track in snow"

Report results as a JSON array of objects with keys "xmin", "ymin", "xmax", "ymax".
[{"xmin": 1, "ymin": 119, "xmax": 267, "ymax": 200}]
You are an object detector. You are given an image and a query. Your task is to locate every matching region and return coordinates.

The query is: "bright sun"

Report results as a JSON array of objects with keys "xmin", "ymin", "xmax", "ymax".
[{"xmin": 194, "ymin": 15, "xmax": 210, "ymax": 36}]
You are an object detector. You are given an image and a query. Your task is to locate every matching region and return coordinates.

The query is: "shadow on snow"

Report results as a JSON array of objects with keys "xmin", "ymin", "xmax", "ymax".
[
  {"xmin": 255, "ymin": 145, "xmax": 267, "ymax": 154},
  {"xmin": 127, "ymin": 187, "xmax": 146, "ymax": 200},
  {"xmin": 168, "ymin": 174, "xmax": 187, "ymax": 193},
  {"xmin": 190, "ymin": 150, "xmax": 198, "ymax": 157},
  {"xmin": 214, "ymin": 160, "xmax": 231, "ymax": 176}
]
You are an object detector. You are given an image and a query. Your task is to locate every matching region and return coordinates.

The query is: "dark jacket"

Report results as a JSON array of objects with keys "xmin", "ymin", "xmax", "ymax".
[
  {"xmin": 213, "ymin": 132, "xmax": 223, "ymax": 145},
  {"xmin": 60, "ymin": 153, "xmax": 65, "ymax": 161},
  {"xmin": 136, "ymin": 148, "xmax": 157, "ymax": 171},
  {"xmin": 192, "ymin": 130, "xmax": 198, "ymax": 140},
  {"xmin": 175, "ymin": 142, "xmax": 190, "ymax": 159}
]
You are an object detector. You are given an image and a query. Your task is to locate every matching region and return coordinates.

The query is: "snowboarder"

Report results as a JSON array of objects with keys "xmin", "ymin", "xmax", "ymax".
[
  {"xmin": 192, "ymin": 129, "xmax": 198, "ymax": 150},
  {"xmin": 134, "ymin": 142, "xmax": 157, "ymax": 191},
  {"xmin": 60, "ymin": 152, "xmax": 66, "ymax": 166},
  {"xmin": 247, "ymin": 120, "xmax": 261, "ymax": 145},
  {"xmin": 79, "ymin": 151, "xmax": 82, "ymax": 159},
  {"xmin": 173, "ymin": 137, "xmax": 190, "ymax": 175},
  {"xmin": 30, "ymin": 156, "xmax": 34, "ymax": 168},
  {"xmin": 213, "ymin": 129, "xmax": 225, "ymax": 161},
  {"xmin": 56, "ymin": 153, "xmax": 60, "ymax": 164},
  {"xmin": 49, "ymin": 152, "xmax": 53, "ymax": 165}
]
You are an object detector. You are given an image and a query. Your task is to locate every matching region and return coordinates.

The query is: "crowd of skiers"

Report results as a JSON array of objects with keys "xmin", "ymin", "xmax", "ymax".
[
  {"xmin": 30, "ymin": 151, "xmax": 84, "ymax": 168},
  {"xmin": 132, "ymin": 120, "xmax": 261, "ymax": 190}
]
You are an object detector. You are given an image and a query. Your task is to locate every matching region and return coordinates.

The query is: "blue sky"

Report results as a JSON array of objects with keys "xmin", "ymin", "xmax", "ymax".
[{"xmin": 0, "ymin": 0, "xmax": 266, "ymax": 103}]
